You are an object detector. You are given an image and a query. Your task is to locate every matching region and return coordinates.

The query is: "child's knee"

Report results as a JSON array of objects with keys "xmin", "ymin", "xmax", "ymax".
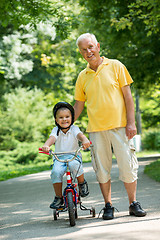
[{"xmin": 50, "ymin": 168, "xmax": 63, "ymax": 183}]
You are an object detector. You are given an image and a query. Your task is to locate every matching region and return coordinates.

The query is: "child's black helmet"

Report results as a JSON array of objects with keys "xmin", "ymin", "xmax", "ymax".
[
  {"xmin": 53, "ymin": 102, "xmax": 74, "ymax": 136},
  {"xmin": 53, "ymin": 102, "xmax": 74, "ymax": 124}
]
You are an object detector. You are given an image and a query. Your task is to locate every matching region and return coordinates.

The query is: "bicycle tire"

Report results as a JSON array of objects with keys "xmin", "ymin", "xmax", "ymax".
[{"xmin": 67, "ymin": 191, "xmax": 75, "ymax": 226}]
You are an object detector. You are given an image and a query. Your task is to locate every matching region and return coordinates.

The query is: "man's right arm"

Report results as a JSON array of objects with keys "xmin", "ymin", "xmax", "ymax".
[{"xmin": 73, "ymin": 100, "xmax": 85, "ymax": 121}]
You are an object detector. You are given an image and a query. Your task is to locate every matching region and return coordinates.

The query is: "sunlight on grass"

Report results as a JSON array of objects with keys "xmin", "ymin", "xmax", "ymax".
[
  {"xmin": 0, "ymin": 150, "xmax": 159, "ymax": 182},
  {"xmin": 144, "ymin": 160, "xmax": 160, "ymax": 182}
]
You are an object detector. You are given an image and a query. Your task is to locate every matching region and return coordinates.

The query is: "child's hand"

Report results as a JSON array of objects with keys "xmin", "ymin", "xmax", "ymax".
[
  {"xmin": 42, "ymin": 146, "xmax": 50, "ymax": 153},
  {"xmin": 82, "ymin": 139, "xmax": 91, "ymax": 150}
]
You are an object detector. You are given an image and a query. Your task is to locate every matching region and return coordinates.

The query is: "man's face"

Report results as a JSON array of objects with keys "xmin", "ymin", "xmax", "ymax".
[{"xmin": 78, "ymin": 38, "xmax": 100, "ymax": 64}]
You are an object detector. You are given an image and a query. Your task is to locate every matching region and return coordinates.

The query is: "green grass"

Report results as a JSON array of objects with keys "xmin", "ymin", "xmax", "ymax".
[
  {"xmin": 0, "ymin": 162, "xmax": 51, "ymax": 181},
  {"xmin": 144, "ymin": 160, "xmax": 160, "ymax": 182},
  {"xmin": 0, "ymin": 151, "xmax": 91, "ymax": 181},
  {"xmin": 0, "ymin": 150, "xmax": 160, "ymax": 182}
]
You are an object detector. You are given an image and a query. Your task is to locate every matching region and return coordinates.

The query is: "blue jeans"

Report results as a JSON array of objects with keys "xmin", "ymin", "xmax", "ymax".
[{"xmin": 50, "ymin": 154, "xmax": 84, "ymax": 183}]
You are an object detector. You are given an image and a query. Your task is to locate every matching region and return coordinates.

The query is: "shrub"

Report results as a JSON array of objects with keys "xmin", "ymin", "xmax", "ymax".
[
  {"xmin": 0, "ymin": 87, "xmax": 53, "ymax": 150},
  {"xmin": 142, "ymin": 129, "xmax": 160, "ymax": 150},
  {"xmin": 0, "ymin": 141, "xmax": 47, "ymax": 166}
]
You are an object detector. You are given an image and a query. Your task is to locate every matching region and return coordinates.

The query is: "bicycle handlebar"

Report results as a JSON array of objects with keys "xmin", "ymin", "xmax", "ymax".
[{"xmin": 39, "ymin": 141, "xmax": 92, "ymax": 163}]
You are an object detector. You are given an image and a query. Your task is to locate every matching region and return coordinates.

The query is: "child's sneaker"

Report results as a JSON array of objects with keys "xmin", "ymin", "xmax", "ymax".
[
  {"xmin": 78, "ymin": 179, "xmax": 89, "ymax": 197},
  {"xmin": 50, "ymin": 196, "xmax": 63, "ymax": 209}
]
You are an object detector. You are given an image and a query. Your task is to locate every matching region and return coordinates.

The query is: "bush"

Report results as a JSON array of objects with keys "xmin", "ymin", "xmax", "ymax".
[
  {"xmin": 0, "ymin": 141, "xmax": 49, "ymax": 167},
  {"xmin": 0, "ymin": 87, "xmax": 53, "ymax": 150},
  {"xmin": 142, "ymin": 129, "xmax": 160, "ymax": 150}
]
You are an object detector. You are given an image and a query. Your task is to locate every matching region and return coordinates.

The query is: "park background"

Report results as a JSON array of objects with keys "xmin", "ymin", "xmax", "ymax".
[{"xmin": 0, "ymin": 0, "xmax": 159, "ymax": 181}]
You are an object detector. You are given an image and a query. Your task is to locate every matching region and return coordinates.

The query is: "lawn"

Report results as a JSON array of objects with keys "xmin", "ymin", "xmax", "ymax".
[
  {"xmin": 144, "ymin": 159, "xmax": 160, "ymax": 182},
  {"xmin": 0, "ymin": 150, "xmax": 159, "ymax": 182}
]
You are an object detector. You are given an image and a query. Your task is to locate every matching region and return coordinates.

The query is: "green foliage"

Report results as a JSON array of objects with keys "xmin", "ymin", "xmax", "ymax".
[
  {"xmin": 0, "ymin": 142, "xmax": 43, "ymax": 166},
  {"xmin": 0, "ymin": 142, "xmax": 91, "ymax": 181},
  {"xmin": 144, "ymin": 159, "xmax": 160, "ymax": 182},
  {"xmin": 78, "ymin": 0, "xmax": 160, "ymax": 91},
  {"xmin": 140, "ymin": 85, "xmax": 160, "ymax": 129},
  {"xmin": 0, "ymin": 1, "xmax": 80, "ymax": 95},
  {"xmin": 0, "ymin": 0, "xmax": 69, "ymax": 32},
  {"xmin": 0, "ymin": 22, "xmax": 57, "ymax": 91},
  {"xmin": 111, "ymin": 0, "xmax": 160, "ymax": 36},
  {"xmin": 142, "ymin": 129, "xmax": 160, "ymax": 150},
  {"xmin": 0, "ymin": 87, "xmax": 53, "ymax": 150}
]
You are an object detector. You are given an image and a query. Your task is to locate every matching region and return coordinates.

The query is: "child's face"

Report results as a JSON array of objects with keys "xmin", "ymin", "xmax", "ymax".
[{"xmin": 56, "ymin": 108, "xmax": 72, "ymax": 129}]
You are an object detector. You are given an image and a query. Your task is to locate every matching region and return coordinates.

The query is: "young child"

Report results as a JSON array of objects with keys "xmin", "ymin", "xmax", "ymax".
[{"xmin": 42, "ymin": 101, "xmax": 91, "ymax": 209}]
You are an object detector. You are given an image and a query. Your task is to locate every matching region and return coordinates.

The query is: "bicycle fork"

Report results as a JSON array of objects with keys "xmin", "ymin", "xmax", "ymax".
[{"xmin": 64, "ymin": 169, "xmax": 79, "ymax": 206}]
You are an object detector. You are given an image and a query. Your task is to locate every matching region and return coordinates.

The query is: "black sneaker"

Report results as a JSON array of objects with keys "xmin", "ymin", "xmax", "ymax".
[
  {"xmin": 50, "ymin": 196, "xmax": 63, "ymax": 209},
  {"xmin": 129, "ymin": 201, "xmax": 146, "ymax": 217},
  {"xmin": 102, "ymin": 202, "xmax": 114, "ymax": 220},
  {"xmin": 78, "ymin": 179, "xmax": 89, "ymax": 197}
]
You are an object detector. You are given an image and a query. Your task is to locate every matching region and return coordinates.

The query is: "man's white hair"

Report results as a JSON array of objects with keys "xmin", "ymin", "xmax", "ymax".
[{"xmin": 76, "ymin": 33, "xmax": 98, "ymax": 47}]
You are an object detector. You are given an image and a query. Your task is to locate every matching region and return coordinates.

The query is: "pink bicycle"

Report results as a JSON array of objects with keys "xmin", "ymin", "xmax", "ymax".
[{"xmin": 39, "ymin": 145, "xmax": 95, "ymax": 227}]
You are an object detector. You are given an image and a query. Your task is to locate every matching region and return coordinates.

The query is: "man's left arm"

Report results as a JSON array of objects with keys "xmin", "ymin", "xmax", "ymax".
[{"xmin": 121, "ymin": 85, "xmax": 137, "ymax": 139}]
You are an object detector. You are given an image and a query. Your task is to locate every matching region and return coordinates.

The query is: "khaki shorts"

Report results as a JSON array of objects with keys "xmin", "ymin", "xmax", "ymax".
[{"xmin": 89, "ymin": 128, "xmax": 138, "ymax": 183}]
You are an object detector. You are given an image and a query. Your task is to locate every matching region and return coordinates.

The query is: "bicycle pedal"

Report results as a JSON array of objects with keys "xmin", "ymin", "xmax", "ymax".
[
  {"xmin": 57, "ymin": 205, "xmax": 65, "ymax": 211},
  {"xmin": 58, "ymin": 207, "xmax": 63, "ymax": 211}
]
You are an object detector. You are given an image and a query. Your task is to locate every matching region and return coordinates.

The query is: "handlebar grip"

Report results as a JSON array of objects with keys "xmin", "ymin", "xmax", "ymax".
[{"xmin": 39, "ymin": 147, "xmax": 50, "ymax": 155}]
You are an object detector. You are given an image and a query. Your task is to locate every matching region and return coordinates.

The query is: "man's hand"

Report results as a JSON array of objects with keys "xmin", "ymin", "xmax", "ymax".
[
  {"xmin": 126, "ymin": 123, "xmax": 137, "ymax": 139},
  {"xmin": 121, "ymin": 85, "xmax": 137, "ymax": 140}
]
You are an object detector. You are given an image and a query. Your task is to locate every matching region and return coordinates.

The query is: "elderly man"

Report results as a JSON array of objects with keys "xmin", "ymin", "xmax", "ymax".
[{"xmin": 74, "ymin": 33, "xmax": 146, "ymax": 220}]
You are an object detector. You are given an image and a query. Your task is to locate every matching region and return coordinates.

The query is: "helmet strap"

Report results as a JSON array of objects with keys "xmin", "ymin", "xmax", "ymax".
[{"xmin": 56, "ymin": 123, "xmax": 73, "ymax": 136}]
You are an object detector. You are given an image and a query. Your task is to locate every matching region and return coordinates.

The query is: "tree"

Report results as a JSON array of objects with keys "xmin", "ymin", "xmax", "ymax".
[
  {"xmin": 78, "ymin": 0, "xmax": 160, "ymax": 91},
  {"xmin": 111, "ymin": 0, "xmax": 160, "ymax": 37},
  {"xmin": 0, "ymin": 0, "xmax": 65, "ymax": 32},
  {"xmin": 140, "ymin": 85, "xmax": 160, "ymax": 129},
  {"xmin": 0, "ymin": 0, "xmax": 81, "ymax": 95},
  {"xmin": 0, "ymin": 22, "xmax": 56, "ymax": 90}
]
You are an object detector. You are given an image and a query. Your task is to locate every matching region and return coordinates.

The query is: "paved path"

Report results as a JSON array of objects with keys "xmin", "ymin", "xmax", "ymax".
[{"xmin": 0, "ymin": 159, "xmax": 160, "ymax": 240}]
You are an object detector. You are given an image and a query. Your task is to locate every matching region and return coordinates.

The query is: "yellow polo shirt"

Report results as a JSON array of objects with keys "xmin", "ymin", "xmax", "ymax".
[{"xmin": 74, "ymin": 57, "xmax": 133, "ymax": 132}]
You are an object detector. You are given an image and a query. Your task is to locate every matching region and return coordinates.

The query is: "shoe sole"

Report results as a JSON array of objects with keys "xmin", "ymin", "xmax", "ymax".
[
  {"xmin": 129, "ymin": 211, "xmax": 146, "ymax": 217},
  {"xmin": 103, "ymin": 217, "xmax": 114, "ymax": 220},
  {"xmin": 103, "ymin": 215, "xmax": 114, "ymax": 220},
  {"xmin": 80, "ymin": 192, "xmax": 89, "ymax": 197}
]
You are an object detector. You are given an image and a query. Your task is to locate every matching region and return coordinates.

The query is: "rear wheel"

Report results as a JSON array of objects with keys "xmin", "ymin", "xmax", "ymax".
[{"xmin": 67, "ymin": 192, "xmax": 75, "ymax": 226}]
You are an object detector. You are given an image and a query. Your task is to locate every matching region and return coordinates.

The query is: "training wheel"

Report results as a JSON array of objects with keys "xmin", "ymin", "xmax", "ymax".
[
  {"xmin": 91, "ymin": 207, "xmax": 95, "ymax": 217},
  {"xmin": 53, "ymin": 209, "xmax": 59, "ymax": 220},
  {"xmin": 75, "ymin": 208, "xmax": 78, "ymax": 219}
]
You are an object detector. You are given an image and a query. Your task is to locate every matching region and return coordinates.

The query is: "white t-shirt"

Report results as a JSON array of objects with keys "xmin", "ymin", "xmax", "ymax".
[{"xmin": 50, "ymin": 125, "xmax": 82, "ymax": 152}]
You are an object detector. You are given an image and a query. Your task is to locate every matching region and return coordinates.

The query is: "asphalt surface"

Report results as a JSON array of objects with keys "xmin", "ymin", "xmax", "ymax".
[{"xmin": 0, "ymin": 158, "xmax": 160, "ymax": 240}]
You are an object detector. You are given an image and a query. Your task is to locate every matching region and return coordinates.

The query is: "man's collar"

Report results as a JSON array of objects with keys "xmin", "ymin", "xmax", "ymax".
[{"xmin": 86, "ymin": 57, "xmax": 110, "ymax": 73}]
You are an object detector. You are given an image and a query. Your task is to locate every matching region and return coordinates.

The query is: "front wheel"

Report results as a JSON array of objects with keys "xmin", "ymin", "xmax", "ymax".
[{"xmin": 67, "ymin": 191, "xmax": 76, "ymax": 226}]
